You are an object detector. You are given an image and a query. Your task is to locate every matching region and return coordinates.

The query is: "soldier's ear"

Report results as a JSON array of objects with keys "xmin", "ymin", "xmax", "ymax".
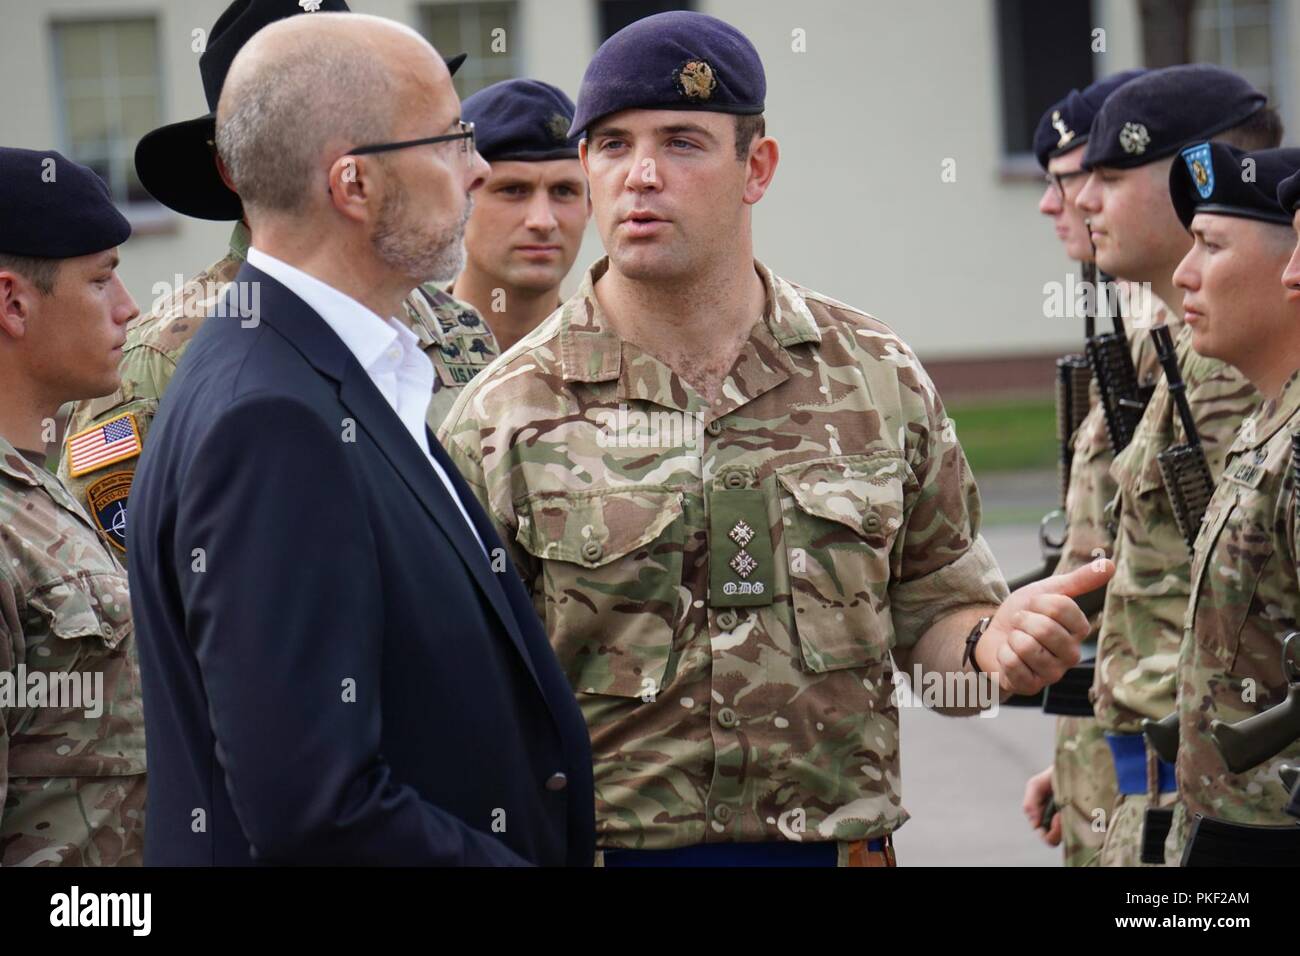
[{"xmin": 0, "ymin": 272, "xmax": 38, "ymax": 340}]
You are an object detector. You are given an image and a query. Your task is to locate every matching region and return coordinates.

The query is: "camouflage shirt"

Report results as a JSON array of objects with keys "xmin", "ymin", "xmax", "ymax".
[
  {"xmin": 1093, "ymin": 309, "xmax": 1260, "ymax": 733},
  {"xmin": 1167, "ymin": 370, "xmax": 1300, "ymax": 853},
  {"xmin": 440, "ymin": 257, "xmax": 1008, "ymax": 850},
  {"xmin": 58, "ymin": 224, "xmax": 498, "ymax": 554},
  {"xmin": 1054, "ymin": 298, "xmax": 1164, "ymax": 579},
  {"xmin": 1050, "ymin": 307, "xmax": 1159, "ymax": 867},
  {"xmin": 0, "ymin": 437, "xmax": 146, "ymax": 865}
]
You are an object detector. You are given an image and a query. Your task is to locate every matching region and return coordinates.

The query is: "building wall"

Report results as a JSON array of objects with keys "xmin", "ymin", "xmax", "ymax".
[{"xmin": 1, "ymin": 0, "xmax": 1295, "ymax": 367}]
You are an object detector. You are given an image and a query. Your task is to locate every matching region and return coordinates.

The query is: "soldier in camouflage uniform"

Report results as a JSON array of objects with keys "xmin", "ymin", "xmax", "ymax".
[
  {"xmin": 452, "ymin": 79, "xmax": 590, "ymax": 354},
  {"xmin": 440, "ymin": 11, "xmax": 1110, "ymax": 866},
  {"xmin": 0, "ymin": 148, "xmax": 146, "ymax": 865},
  {"xmin": 1022, "ymin": 73, "xmax": 1144, "ymax": 867},
  {"xmin": 59, "ymin": 0, "xmax": 497, "ymax": 552},
  {"xmin": 1160, "ymin": 145, "xmax": 1300, "ymax": 861},
  {"xmin": 1073, "ymin": 66, "xmax": 1281, "ymax": 865}
]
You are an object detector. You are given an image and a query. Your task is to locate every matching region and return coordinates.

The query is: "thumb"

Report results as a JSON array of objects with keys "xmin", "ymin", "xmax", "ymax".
[{"xmin": 1029, "ymin": 558, "xmax": 1115, "ymax": 599}]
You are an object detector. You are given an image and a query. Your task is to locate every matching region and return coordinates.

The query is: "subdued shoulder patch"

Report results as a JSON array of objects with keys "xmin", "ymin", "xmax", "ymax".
[
  {"xmin": 66, "ymin": 411, "xmax": 142, "ymax": 478},
  {"xmin": 86, "ymin": 470, "xmax": 133, "ymax": 552}
]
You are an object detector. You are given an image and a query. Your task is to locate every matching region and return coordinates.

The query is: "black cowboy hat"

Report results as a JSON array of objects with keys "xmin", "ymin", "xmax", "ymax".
[{"xmin": 134, "ymin": 0, "xmax": 467, "ymax": 221}]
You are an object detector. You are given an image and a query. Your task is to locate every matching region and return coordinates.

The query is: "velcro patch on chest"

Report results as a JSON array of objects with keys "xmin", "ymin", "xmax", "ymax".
[
  {"xmin": 86, "ymin": 470, "xmax": 133, "ymax": 552},
  {"xmin": 66, "ymin": 412, "xmax": 142, "ymax": 477},
  {"xmin": 1224, "ymin": 457, "xmax": 1267, "ymax": 490}
]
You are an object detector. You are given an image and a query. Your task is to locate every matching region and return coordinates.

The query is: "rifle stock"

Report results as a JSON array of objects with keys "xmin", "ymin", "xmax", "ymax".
[
  {"xmin": 1210, "ymin": 633, "xmax": 1300, "ymax": 773},
  {"xmin": 1209, "ymin": 683, "xmax": 1300, "ymax": 774},
  {"xmin": 1142, "ymin": 710, "xmax": 1180, "ymax": 764}
]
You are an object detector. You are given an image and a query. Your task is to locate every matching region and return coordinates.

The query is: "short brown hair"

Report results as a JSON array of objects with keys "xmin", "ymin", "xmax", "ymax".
[
  {"xmin": 1214, "ymin": 106, "xmax": 1284, "ymax": 151},
  {"xmin": 734, "ymin": 113, "xmax": 766, "ymax": 160},
  {"xmin": 0, "ymin": 253, "xmax": 60, "ymax": 295}
]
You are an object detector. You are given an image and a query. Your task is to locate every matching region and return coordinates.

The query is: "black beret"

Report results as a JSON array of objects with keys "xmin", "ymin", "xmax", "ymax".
[
  {"xmin": 1278, "ymin": 168, "xmax": 1300, "ymax": 216},
  {"xmin": 461, "ymin": 79, "xmax": 580, "ymax": 162},
  {"xmin": 1082, "ymin": 64, "xmax": 1267, "ymax": 170},
  {"xmin": 1169, "ymin": 142, "xmax": 1300, "ymax": 229},
  {"xmin": 1033, "ymin": 70, "xmax": 1147, "ymax": 169},
  {"xmin": 569, "ymin": 10, "xmax": 765, "ymax": 138},
  {"xmin": 0, "ymin": 148, "xmax": 131, "ymax": 258}
]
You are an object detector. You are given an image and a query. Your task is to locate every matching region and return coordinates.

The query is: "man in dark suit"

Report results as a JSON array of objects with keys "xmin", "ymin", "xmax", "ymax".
[{"xmin": 127, "ymin": 10, "xmax": 594, "ymax": 865}]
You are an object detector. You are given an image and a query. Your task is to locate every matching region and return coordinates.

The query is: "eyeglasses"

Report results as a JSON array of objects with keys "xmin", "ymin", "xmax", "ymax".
[
  {"xmin": 1045, "ymin": 169, "xmax": 1087, "ymax": 200},
  {"xmin": 348, "ymin": 120, "xmax": 476, "ymax": 165}
]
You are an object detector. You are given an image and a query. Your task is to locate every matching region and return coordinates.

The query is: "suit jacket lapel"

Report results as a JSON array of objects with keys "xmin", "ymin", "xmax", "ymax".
[{"xmin": 241, "ymin": 263, "xmax": 546, "ymax": 692}]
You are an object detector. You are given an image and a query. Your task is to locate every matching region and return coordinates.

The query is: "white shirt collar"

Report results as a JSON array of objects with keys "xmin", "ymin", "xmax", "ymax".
[
  {"xmin": 244, "ymin": 246, "xmax": 484, "ymax": 556},
  {"xmin": 247, "ymin": 245, "xmax": 400, "ymax": 373}
]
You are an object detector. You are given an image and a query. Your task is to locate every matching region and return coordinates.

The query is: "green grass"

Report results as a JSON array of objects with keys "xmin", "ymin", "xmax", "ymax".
[{"xmin": 946, "ymin": 398, "xmax": 1056, "ymax": 473}]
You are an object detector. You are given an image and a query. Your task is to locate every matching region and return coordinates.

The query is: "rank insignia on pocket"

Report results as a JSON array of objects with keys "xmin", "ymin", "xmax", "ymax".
[{"xmin": 86, "ymin": 470, "xmax": 133, "ymax": 552}]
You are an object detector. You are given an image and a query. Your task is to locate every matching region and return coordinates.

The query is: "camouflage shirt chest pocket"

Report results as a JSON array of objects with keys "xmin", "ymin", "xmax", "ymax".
[
  {"xmin": 1192, "ymin": 490, "xmax": 1274, "ymax": 670},
  {"xmin": 14, "ymin": 571, "xmax": 139, "ymax": 778},
  {"xmin": 776, "ymin": 454, "xmax": 907, "ymax": 672},
  {"xmin": 514, "ymin": 488, "xmax": 685, "ymax": 698},
  {"xmin": 26, "ymin": 572, "xmax": 132, "ymax": 654}
]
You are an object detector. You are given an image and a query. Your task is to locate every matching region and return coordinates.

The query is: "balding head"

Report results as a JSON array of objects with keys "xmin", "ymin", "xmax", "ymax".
[{"xmin": 216, "ymin": 13, "xmax": 450, "ymax": 217}]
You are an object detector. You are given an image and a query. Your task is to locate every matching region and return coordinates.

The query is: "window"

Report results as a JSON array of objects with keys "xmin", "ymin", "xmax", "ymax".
[
  {"xmin": 1191, "ymin": 0, "xmax": 1280, "ymax": 104},
  {"xmin": 598, "ymin": 0, "xmax": 694, "ymax": 42},
  {"xmin": 51, "ymin": 19, "xmax": 163, "ymax": 207},
  {"xmin": 419, "ymin": 2, "xmax": 520, "ymax": 98},
  {"xmin": 995, "ymin": 0, "xmax": 1094, "ymax": 163}
]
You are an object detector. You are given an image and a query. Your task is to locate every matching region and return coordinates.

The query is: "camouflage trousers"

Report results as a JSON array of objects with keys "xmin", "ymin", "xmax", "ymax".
[
  {"xmin": 1163, "ymin": 801, "xmax": 1191, "ymax": 866},
  {"xmin": 594, "ymin": 836, "xmax": 897, "ymax": 867},
  {"xmin": 1052, "ymin": 715, "xmax": 1115, "ymax": 866},
  {"xmin": 1099, "ymin": 789, "xmax": 1178, "ymax": 867},
  {"xmin": 0, "ymin": 774, "xmax": 146, "ymax": 866}
]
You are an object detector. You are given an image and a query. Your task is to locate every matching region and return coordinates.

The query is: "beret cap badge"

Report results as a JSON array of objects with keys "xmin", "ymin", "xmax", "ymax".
[
  {"xmin": 1183, "ymin": 142, "xmax": 1216, "ymax": 199},
  {"xmin": 1119, "ymin": 121, "xmax": 1151, "ymax": 155},
  {"xmin": 676, "ymin": 59, "xmax": 718, "ymax": 101},
  {"xmin": 546, "ymin": 112, "xmax": 571, "ymax": 143},
  {"xmin": 1051, "ymin": 110, "xmax": 1076, "ymax": 149}
]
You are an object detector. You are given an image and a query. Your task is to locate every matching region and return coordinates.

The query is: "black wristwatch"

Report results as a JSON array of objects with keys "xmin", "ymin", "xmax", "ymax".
[{"xmin": 963, "ymin": 616, "xmax": 992, "ymax": 674}]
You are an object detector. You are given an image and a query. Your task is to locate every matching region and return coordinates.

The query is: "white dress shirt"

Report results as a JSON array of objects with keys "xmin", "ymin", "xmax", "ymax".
[{"xmin": 247, "ymin": 246, "xmax": 486, "ymax": 554}]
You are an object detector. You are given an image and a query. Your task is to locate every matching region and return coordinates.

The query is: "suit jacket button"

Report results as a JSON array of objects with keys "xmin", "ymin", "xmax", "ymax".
[{"xmin": 546, "ymin": 772, "xmax": 568, "ymax": 791}]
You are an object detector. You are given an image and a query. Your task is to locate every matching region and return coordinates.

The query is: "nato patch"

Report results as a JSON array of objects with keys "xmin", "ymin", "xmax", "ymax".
[
  {"xmin": 1184, "ymin": 142, "xmax": 1215, "ymax": 199},
  {"xmin": 86, "ymin": 470, "xmax": 133, "ymax": 552}
]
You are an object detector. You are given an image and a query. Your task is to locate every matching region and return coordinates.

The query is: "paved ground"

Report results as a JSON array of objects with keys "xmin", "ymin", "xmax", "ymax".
[{"xmin": 891, "ymin": 468, "xmax": 1067, "ymax": 866}]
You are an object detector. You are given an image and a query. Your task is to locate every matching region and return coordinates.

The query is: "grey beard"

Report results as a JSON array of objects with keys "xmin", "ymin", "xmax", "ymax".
[{"xmin": 372, "ymin": 192, "xmax": 473, "ymax": 283}]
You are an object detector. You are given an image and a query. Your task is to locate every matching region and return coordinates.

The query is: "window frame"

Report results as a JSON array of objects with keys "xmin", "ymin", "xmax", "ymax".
[{"xmin": 49, "ymin": 14, "xmax": 170, "ymax": 226}]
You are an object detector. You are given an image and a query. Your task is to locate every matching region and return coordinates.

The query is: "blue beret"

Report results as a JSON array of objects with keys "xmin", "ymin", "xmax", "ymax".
[
  {"xmin": 1033, "ymin": 70, "xmax": 1147, "ymax": 169},
  {"xmin": 0, "ymin": 148, "xmax": 130, "ymax": 258},
  {"xmin": 462, "ymin": 79, "xmax": 580, "ymax": 162},
  {"xmin": 1082, "ymin": 64, "xmax": 1266, "ymax": 170},
  {"xmin": 1278, "ymin": 168, "xmax": 1300, "ymax": 215},
  {"xmin": 569, "ymin": 11, "xmax": 765, "ymax": 138},
  {"xmin": 1169, "ymin": 142, "xmax": 1300, "ymax": 229}
]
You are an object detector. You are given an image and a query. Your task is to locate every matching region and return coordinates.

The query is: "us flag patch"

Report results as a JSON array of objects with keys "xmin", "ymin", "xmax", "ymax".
[{"xmin": 66, "ymin": 412, "xmax": 142, "ymax": 477}]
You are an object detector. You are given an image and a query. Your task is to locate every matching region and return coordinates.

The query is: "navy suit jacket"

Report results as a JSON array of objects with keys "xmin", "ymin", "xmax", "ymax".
[{"xmin": 127, "ymin": 263, "xmax": 595, "ymax": 866}]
